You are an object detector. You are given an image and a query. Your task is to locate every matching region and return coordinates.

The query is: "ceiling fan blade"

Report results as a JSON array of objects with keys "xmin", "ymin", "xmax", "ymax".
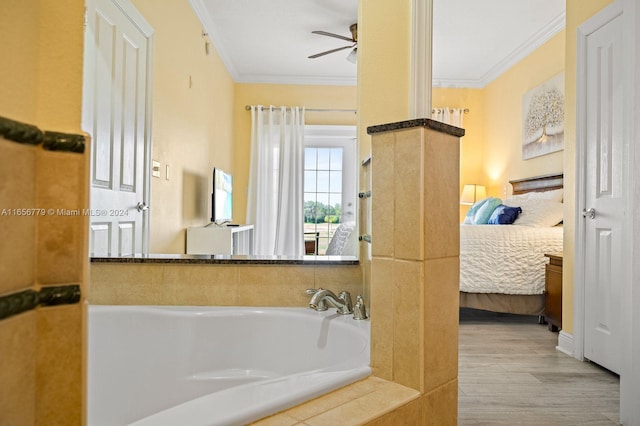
[
  {"xmin": 308, "ymin": 44, "xmax": 355, "ymax": 59},
  {"xmin": 311, "ymin": 30, "xmax": 354, "ymax": 43}
]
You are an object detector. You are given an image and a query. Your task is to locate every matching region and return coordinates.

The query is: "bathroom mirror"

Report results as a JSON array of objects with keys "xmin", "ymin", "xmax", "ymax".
[{"xmin": 84, "ymin": 0, "xmax": 359, "ymax": 261}]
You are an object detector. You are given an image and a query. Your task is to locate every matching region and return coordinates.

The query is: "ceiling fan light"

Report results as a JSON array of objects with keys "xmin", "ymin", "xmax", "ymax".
[{"xmin": 346, "ymin": 48, "xmax": 357, "ymax": 64}]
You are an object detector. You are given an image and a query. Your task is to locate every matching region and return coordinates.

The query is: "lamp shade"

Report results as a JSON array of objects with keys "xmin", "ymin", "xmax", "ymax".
[{"xmin": 460, "ymin": 184, "xmax": 487, "ymax": 205}]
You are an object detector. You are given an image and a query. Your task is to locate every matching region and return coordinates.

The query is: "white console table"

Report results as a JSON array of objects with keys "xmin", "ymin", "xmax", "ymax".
[{"xmin": 186, "ymin": 225, "xmax": 254, "ymax": 255}]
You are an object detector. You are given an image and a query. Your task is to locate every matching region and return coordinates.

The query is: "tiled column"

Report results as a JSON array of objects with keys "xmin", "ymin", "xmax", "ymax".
[
  {"xmin": 0, "ymin": 117, "xmax": 88, "ymax": 425},
  {"xmin": 368, "ymin": 119, "xmax": 463, "ymax": 425}
]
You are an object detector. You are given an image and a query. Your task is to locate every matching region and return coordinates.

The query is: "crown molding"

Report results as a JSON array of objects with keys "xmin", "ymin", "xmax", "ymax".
[
  {"xmin": 433, "ymin": 11, "xmax": 566, "ymax": 89},
  {"xmin": 189, "ymin": 0, "xmax": 241, "ymax": 81},
  {"xmin": 432, "ymin": 78, "xmax": 485, "ymax": 89},
  {"xmin": 191, "ymin": 0, "xmax": 563, "ymax": 89},
  {"xmin": 478, "ymin": 11, "xmax": 566, "ymax": 87},
  {"xmin": 234, "ymin": 73, "xmax": 356, "ymax": 87}
]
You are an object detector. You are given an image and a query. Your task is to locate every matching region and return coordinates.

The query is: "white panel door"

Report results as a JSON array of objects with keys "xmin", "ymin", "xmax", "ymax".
[
  {"xmin": 583, "ymin": 12, "xmax": 625, "ymax": 375},
  {"xmin": 83, "ymin": 0, "xmax": 152, "ymax": 256}
]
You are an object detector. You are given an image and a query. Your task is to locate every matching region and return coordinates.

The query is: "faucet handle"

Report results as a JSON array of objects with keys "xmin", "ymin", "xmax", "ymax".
[
  {"xmin": 338, "ymin": 291, "xmax": 353, "ymax": 314},
  {"xmin": 353, "ymin": 295, "xmax": 368, "ymax": 320}
]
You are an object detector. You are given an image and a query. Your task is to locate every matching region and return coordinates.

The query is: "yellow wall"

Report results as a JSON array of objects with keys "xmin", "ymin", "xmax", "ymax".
[
  {"xmin": 0, "ymin": 0, "xmax": 84, "ymax": 132},
  {"xmin": 0, "ymin": 0, "xmax": 39, "ymax": 123},
  {"xmin": 233, "ymin": 83, "xmax": 357, "ymax": 223},
  {"xmin": 562, "ymin": 0, "xmax": 614, "ymax": 334},
  {"xmin": 132, "ymin": 0, "xmax": 236, "ymax": 253},
  {"xmin": 432, "ymin": 88, "xmax": 484, "ymax": 221},
  {"xmin": 357, "ymin": 0, "xmax": 412, "ymax": 161},
  {"xmin": 482, "ymin": 31, "xmax": 566, "ymax": 198}
]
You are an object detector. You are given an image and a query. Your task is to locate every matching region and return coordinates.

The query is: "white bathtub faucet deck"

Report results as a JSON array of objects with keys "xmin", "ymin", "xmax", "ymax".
[{"xmin": 88, "ymin": 306, "xmax": 371, "ymax": 426}]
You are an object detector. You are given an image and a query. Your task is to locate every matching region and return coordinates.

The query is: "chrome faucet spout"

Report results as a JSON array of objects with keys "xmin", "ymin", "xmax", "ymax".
[{"xmin": 307, "ymin": 288, "xmax": 353, "ymax": 315}]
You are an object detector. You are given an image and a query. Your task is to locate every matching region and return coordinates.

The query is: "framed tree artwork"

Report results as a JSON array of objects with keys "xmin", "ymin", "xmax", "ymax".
[{"xmin": 522, "ymin": 72, "xmax": 565, "ymax": 160}]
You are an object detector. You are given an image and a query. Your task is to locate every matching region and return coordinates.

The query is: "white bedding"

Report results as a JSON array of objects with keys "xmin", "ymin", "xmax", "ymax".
[{"xmin": 460, "ymin": 224, "xmax": 563, "ymax": 295}]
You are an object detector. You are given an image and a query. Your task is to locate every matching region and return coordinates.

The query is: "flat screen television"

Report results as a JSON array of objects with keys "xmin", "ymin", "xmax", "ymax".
[{"xmin": 211, "ymin": 168, "xmax": 233, "ymax": 223}]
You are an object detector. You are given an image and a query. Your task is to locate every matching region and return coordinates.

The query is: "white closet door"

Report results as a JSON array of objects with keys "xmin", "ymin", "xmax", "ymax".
[{"xmin": 582, "ymin": 11, "xmax": 626, "ymax": 375}]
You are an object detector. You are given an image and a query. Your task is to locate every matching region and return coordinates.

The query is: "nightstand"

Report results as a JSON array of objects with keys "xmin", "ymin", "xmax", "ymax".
[{"xmin": 544, "ymin": 253, "xmax": 563, "ymax": 332}]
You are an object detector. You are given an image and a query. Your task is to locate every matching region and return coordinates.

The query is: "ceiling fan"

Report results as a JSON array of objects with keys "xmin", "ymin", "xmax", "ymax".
[{"xmin": 308, "ymin": 23, "xmax": 357, "ymax": 62}]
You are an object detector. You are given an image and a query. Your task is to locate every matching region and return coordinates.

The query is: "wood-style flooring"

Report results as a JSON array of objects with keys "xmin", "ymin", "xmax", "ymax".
[{"xmin": 458, "ymin": 308, "xmax": 620, "ymax": 425}]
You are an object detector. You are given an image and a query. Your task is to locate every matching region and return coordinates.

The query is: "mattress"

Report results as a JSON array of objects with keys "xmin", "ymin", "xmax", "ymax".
[{"xmin": 460, "ymin": 224, "xmax": 563, "ymax": 295}]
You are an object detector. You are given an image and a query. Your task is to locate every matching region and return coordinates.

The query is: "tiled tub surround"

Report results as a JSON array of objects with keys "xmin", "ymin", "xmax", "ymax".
[
  {"xmin": 90, "ymin": 262, "xmax": 363, "ymax": 307},
  {"xmin": 0, "ymin": 116, "xmax": 89, "ymax": 425},
  {"xmin": 90, "ymin": 119, "xmax": 463, "ymax": 425}
]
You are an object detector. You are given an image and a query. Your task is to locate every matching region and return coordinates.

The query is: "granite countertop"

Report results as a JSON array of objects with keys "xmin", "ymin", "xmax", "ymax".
[
  {"xmin": 91, "ymin": 253, "xmax": 359, "ymax": 265},
  {"xmin": 367, "ymin": 118, "xmax": 465, "ymax": 137}
]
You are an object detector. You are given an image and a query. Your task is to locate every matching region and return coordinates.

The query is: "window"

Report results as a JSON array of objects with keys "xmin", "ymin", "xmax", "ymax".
[{"xmin": 303, "ymin": 126, "xmax": 356, "ymax": 255}]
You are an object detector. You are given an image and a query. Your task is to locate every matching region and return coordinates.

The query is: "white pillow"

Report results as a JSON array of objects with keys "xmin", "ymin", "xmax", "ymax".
[
  {"xmin": 526, "ymin": 188, "xmax": 564, "ymax": 203},
  {"xmin": 504, "ymin": 193, "xmax": 530, "ymax": 206},
  {"xmin": 506, "ymin": 189, "xmax": 563, "ymax": 205},
  {"xmin": 513, "ymin": 199, "xmax": 564, "ymax": 227},
  {"xmin": 326, "ymin": 222, "xmax": 356, "ymax": 255}
]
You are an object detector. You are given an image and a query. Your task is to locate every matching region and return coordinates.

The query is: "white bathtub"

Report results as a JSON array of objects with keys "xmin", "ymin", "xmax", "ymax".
[{"xmin": 88, "ymin": 306, "xmax": 370, "ymax": 426}]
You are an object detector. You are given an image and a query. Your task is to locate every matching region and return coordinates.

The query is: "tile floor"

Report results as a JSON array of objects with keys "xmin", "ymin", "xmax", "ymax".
[{"xmin": 458, "ymin": 308, "xmax": 620, "ymax": 425}]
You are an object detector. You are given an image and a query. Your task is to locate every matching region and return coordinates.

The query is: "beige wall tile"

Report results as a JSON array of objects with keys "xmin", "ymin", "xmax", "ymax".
[
  {"xmin": 237, "ymin": 265, "xmax": 315, "ymax": 306},
  {"xmin": 36, "ymin": 305, "xmax": 82, "ymax": 425},
  {"xmin": 90, "ymin": 263, "xmax": 365, "ymax": 308},
  {"xmin": 284, "ymin": 377, "xmax": 387, "ymax": 421},
  {"xmin": 393, "ymin": 128, "xmax": 424, "ymax": 261},
  {"xmin": 392, "ymin": 259, "xmax": 424, "ymax": 392},
  {"xmin": 250, "ymin": 412, "xmax": 300, "ymax": 426},
  {"xmin": 370, "ymin": 258, "xmax": 394, "ymax": 380},
  {"xmin": 423, "ymin": 257, "xmax": 459, "ymax": 392},
  {"xmin": 314, "ymin": 264, "xmax": 363, "ymax": 299},
  {"xmin": 0, "ymin": 311, "xmax": 36, "ymax": 426},
  {"xmin": 36, "ymin": 150, "xmax": 86, "ymax": 285},
  {"xmin": 364, "ymin": 395, "xmax": 425, "ymax": 426},
  {"xmin": 422, "ymin": 379, "xmax": 458, "ymax": 426},
  {"xmin": 304, "ymin": 381, "xmax": 419, "ymax": 426},
  {"xmin": 423, "ymin": 131, "xmax": 460, "ymax": 260},
  {"xmin": 89, "ymin": 264, "xmax": 164, "ymax": 305},
  {"xmin": 0, "ymin": 139, "xmax": 36, "ymax": 294},
  {"xmin": 163, "ymin": 265, "xmax": 238, "ymax": 306},
  {"xmin": 371, "ymin": 132, "xmax": 395, "ymax": 257}
]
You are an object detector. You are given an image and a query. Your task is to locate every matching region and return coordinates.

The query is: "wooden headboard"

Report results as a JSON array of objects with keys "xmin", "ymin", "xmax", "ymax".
[{"xmin": 509, "ymin": 173, "xmax": 563, "ymax": 195}]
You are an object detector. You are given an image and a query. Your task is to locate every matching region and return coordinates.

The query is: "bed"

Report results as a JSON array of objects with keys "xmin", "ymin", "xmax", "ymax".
[{"xmin": 459, "ymin": 173, "xmax": 564, "ymax": 315}]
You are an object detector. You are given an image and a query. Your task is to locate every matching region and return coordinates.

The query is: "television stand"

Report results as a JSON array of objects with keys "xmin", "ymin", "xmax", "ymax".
[{"xmin": 186, "ymin": 224, "xmax": 254, "ymax": 255}]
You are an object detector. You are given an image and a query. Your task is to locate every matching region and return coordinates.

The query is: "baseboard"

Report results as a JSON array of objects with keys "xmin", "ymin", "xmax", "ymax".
[{"xmin": 556, "ymin": 331, "xmax": 574, "ymax": 356}]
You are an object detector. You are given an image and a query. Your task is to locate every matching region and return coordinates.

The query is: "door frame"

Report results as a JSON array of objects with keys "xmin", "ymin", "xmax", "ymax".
[
  {"xmin": 623, "ymin": 0, "xmax": 640, "ymax": 422},
  {"xmin": 82, "ymin": 0, "xmax": 154, "ymax": 254}
]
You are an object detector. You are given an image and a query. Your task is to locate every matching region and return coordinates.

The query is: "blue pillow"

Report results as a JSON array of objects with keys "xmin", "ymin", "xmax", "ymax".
[
  {"xmin": 488, "ymin": 204, "xmax": 522, "ymax": 225},
  {"xmin": 464, "ymin": 198, "xmax": 488, "ymax": 224},
  {"xmin": 464, "ymin": 197, "xmax": 502, "ymax": 225},
  {"xmin": 473, "ymin": 197, "xmax": 503, "ymax": 224}
]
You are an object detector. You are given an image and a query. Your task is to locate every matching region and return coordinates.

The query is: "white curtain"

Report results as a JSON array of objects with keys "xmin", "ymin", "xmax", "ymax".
[
  {"xmin": 246, "ymin": 106, "xmax": 305, "ymax": 256},
  {"xmin": 431, "ymin": 108, "xmax": 465, "ymax": 128}
]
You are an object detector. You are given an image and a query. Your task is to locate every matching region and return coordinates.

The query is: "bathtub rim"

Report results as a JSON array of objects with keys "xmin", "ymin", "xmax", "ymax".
[{"xmin": 88, "ymin": 305, "xmax": 371, "ymax": 426}]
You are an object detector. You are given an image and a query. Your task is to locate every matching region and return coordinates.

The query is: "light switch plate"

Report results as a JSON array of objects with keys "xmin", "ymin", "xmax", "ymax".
[
  {"xmin": 165, "ymin": 164, "xmax": 171, "ymax": 180},
  {"xmin": 152, "ymin": 160, "xmax": 160, "ymax": 178}
]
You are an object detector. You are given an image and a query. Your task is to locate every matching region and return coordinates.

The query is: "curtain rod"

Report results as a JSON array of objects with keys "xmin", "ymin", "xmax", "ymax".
[
  {"xmin": 432, "ymin": 108, "xmax": 470, "ymax": 114},
  {"xmin": 245, "ymin": 105, "xmax": 468, "ymax": 114},
  {"xmin": 245, "ymin": 105, "xmax": 356, "ymax": 113}
]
